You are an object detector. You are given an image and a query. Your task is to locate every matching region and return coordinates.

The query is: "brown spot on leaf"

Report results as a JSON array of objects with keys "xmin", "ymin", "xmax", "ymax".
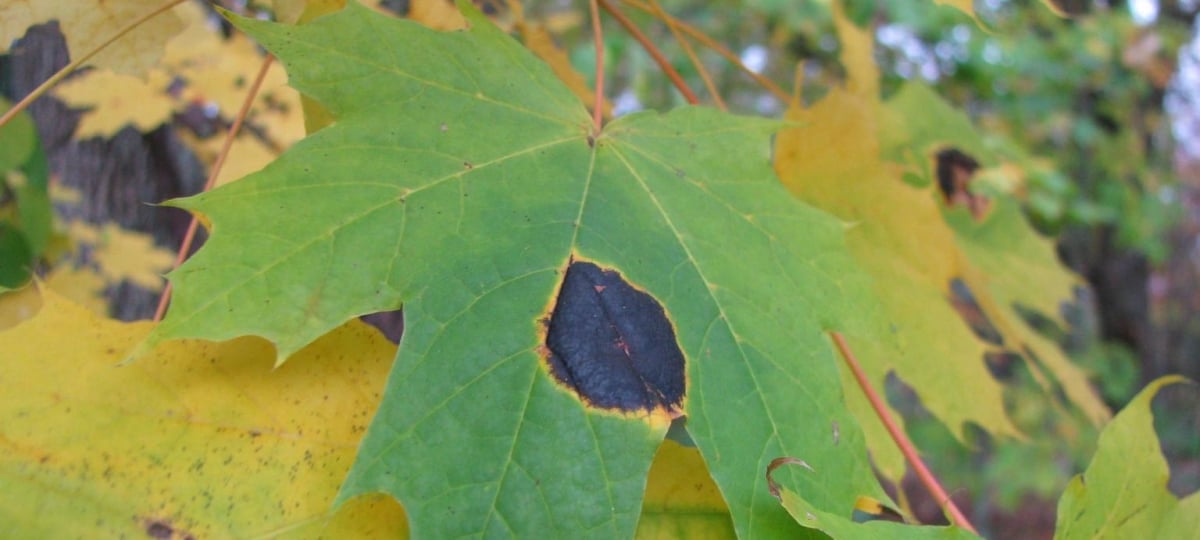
[
  {"xmin": 934, "ymin": 147, "xmax": 979, "ymax": 203},
  {"xmin": 935, "ymin": 147, "xmax": 990, "ymax": 219},
  {"xmin": 765, "ymin": 456, "xmax": 814, "ymax": 500}
]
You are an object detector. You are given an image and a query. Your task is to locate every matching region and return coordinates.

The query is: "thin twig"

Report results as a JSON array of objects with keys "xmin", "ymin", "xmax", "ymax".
[
  {"xmin": 829, "ymin": 332, "xmax": 979, "ymax": 535},
  {"xmin": 588, "ymin": 0, "xmax": 605, "ymax": 132},
  {"xmin": 597, "ymin": 0, "xmax": 700, "ymax": 105},
  {"xmin": 619, "ymin": 0, "xmax": 789, "ymax": 103},
  {"xmin": 647, "ymin": 0, "xmax": 726, "ymax": 110},
  {"xmin": 154, "ymin": 53, "xmax": 276, "ymax": 322},
  {"xmin": 0, "ymin": 0, "xmax": 188, "ymax": 129}
]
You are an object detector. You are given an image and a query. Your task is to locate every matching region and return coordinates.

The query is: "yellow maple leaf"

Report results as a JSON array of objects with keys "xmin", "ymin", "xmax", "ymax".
[
  {"xmin": 773, "ymin": 2, "xmax": 1107, "ymax": 481},
  {"xmin": 0, "ymin": 266, "xmax": 108, "ymax": 330},
  {"xmin": 159, "ymin": 2, "xmax": 306, "ymax": 164},
  {"xmin": 0, "ymin": 0, "xmax": 185, "ymax": 76},
  {"xmin": 167, "ymin": 30, "xmax": 289, "ymax": 121},
  {"xmin": 775, "ymin": 86, "xmax": 1011, "ymax": 482},
  {"xmin": 638, "ymin": 440, "xmax": 734, "ymax": 539},
  {"xmin": 67, "ymin": 221, "xmax": 176, "ymax": 291},
  {"xmin": 410, "ymin": 0, "xmax": 467, "ymax": 30},
  {"xmin": 184, "ymin": 130, "xmax": 281, "ymax": 188},
  {"xmin": 0, "ymin": 289, "xmax": 406, "ymax": 537},
  {"xmin": 53, "ymin": 69, "xmax": 176, "ymax": 138}
]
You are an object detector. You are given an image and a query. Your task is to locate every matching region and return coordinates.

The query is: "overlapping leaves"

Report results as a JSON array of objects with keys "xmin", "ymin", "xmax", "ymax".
[
  {"xmin": 774, "ymin": 7, "xmax": 1108, "ymax": 483},
  {"xmin": 143, "ymin": 3, "xmax": 905, "ymax": 537}
]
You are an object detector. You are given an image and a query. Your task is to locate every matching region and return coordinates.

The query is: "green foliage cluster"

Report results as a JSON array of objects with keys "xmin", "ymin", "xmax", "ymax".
[
  {"xmin": 0, "ymin": 102, "xmax": 50, "ymax": 290},
  {"xmin": 579, "ymin": 1, "xmax": 1184, "ymax": 262}
]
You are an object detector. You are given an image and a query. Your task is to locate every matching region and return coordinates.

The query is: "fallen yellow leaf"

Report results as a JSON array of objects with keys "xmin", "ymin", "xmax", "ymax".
[
  {"xmin": 53, "ymin": 69, "xmax": 176, "ymax": 138},
  {"xmin": 66, "ymin": 221, "xmax": 176, "ymax": 291},
  {"xmin": 0, "ymin": 289, "xmax": 406, "ymax": 537},
  {"xmin": 0, "ymin": 0, "xmax": 185, "ymax": 76},
  {"xmin": 637, "ymin": 439, "xmax": 734, "ymax": 539}
]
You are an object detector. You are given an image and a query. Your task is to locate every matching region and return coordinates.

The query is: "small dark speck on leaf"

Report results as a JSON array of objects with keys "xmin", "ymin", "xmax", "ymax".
[
  {"xmin": 463, "ymin": 161, "xmax": 473, "ymax": 169},
  {"xmin": 587, "ymin": 135, "xmax": 595, "ymax": 147},
  {"xmin": 143, "ymin": 519, "xmax": 175, "ymax": 539}
]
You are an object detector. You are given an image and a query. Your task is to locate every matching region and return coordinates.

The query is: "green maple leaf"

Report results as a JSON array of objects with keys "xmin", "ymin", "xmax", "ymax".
[
  {"xmin": 143, "ymin": 3, "xmax": 895, "ymax": 537},
  {"xmin": 1054, "ymin": 376, "xmax": 1199, "ymax": 539}
]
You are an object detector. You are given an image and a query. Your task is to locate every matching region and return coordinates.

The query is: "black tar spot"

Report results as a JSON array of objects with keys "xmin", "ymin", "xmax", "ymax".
[
  {"xmin": 934, "ymin": 147, "xmax": 980, "ymax": 202},
  {"xmin": 543, "ymin": 261, "xmax": 685, "ymax": 413}
]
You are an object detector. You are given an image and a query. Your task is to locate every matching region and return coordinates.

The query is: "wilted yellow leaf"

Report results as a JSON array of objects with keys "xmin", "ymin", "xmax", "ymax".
[
  {"xmin": 0, "ymin": 0, "xmax": 185, "ymax": 76},
  {"xmin": 0, "ymin": 289, "xmax": 406, "ymax": 537},
  {"xmin": 53, "ymin": 69, "xmax": 176, "ymax": 138}
]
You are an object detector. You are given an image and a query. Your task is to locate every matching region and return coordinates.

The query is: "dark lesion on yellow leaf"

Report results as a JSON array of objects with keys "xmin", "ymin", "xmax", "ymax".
[
  {"xmin": 935, "ymin": 147, "xmax": 990, "ymax": 220},
  {"xmin": 537, "ymin": 258, "xmax": 686, "ymax": 417},
  {"xmin": 141, "ymin": 517, "xmax": 195, "ymax": 540}
]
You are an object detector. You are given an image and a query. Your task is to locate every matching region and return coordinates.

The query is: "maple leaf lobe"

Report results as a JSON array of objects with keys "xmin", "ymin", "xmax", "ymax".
[{"xmin": 542, "ymin": 261, "xmax": 686, "ymax": 414}]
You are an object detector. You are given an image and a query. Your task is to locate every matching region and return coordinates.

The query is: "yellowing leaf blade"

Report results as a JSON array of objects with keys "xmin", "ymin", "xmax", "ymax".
[
  {"xmin": 0, "ymin": 0, "xmax": 185, "ymax": 76},
  {"xmin": 1054, "ymin": 376, "xmax": 1194, "ymax": 539},
  {"xmin": 0, "ymin": 289, "xmax": 405, "ymax": 537}
]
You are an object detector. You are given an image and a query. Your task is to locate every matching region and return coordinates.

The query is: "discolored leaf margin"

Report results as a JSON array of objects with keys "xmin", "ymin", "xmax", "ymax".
[{"xmin": 148, "ymin": 2, "xmax": 896, "ymax": 538}]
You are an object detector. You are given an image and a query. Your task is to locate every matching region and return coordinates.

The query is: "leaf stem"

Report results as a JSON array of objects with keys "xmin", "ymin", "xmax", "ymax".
[
  {"xmin": 619, "ymin": 0, "xmax": 789, "ymax": 103},
  {"xmin": 829, "ymin": 331, "xmax": 979, "ymax": 535},
  {"xmin": 0, "ymin": 0, "xmax": 188, "ymax": 130},
  {"xmin": 154, "ymin": 53, "xmax": 276, "ymax": 322},
  {"xmin": 588, "ymin": 0, "xmax": 605, "ymax": 133},
  {"xmin": 647, "ymin": 0, "xmax": 726, "ymax": 111},
  {"xmin": 597, "ymin": 0, "xmax": 700, "ymax": 106}
]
